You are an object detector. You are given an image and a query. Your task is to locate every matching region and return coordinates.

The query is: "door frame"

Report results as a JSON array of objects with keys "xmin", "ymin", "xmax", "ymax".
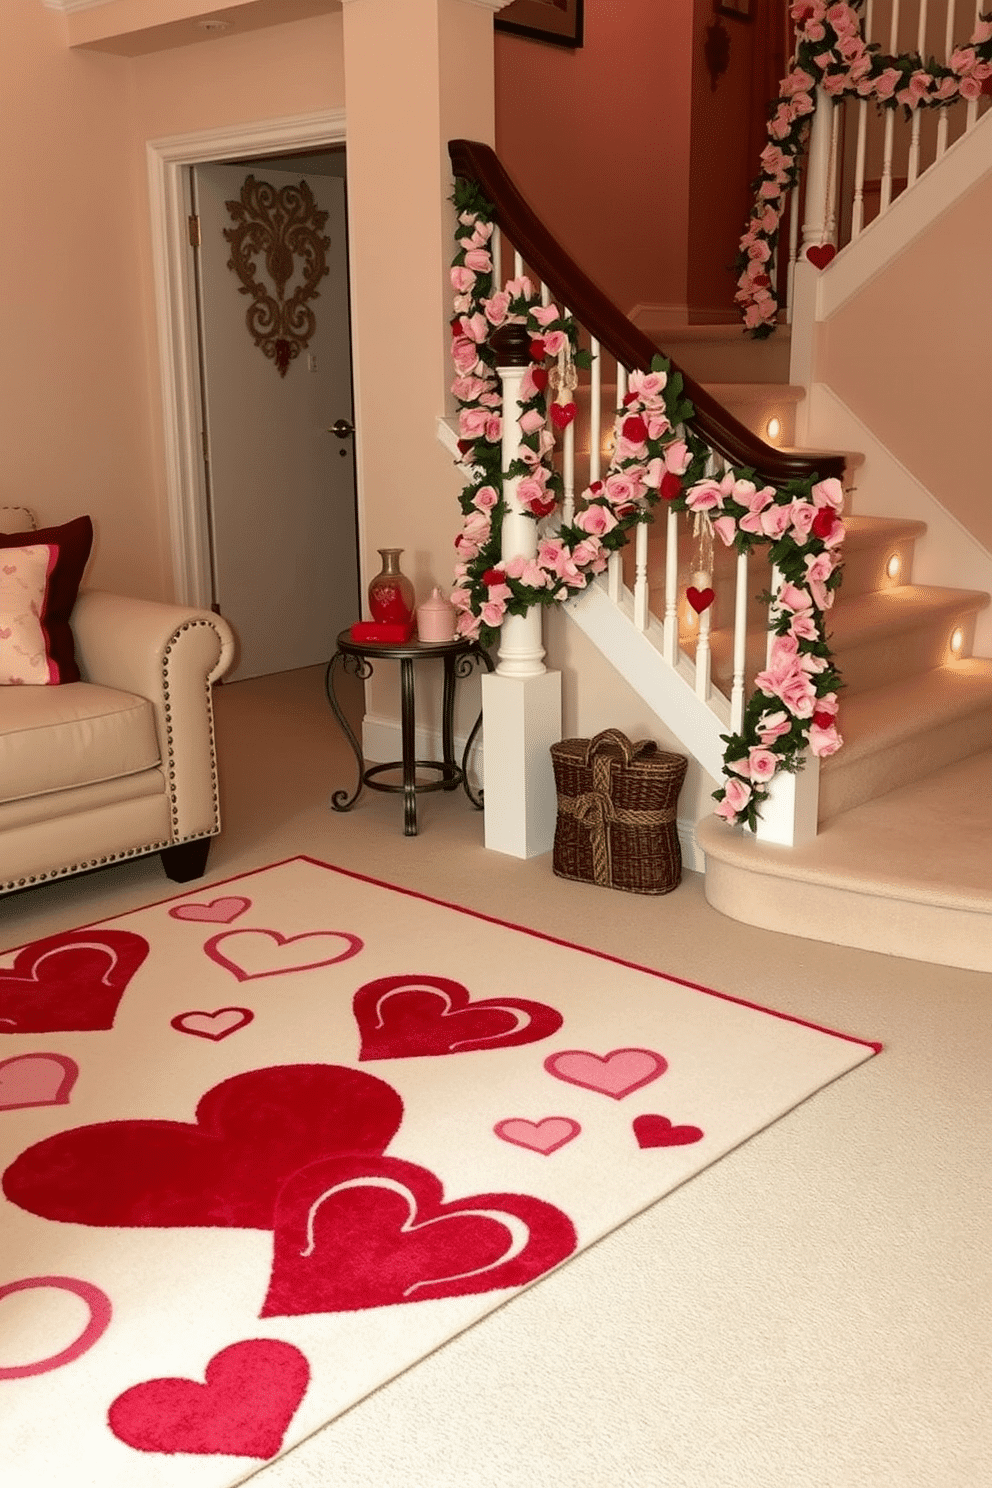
[{"xmin": 147, "ymin": 109, "xmax": 348, "ymax": 607}]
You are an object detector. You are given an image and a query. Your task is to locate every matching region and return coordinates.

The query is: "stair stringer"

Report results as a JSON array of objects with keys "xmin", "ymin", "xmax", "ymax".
[
  {"xmin": 805, "ymin": 382, "xmax": 992, "ymax": 657},
  {"xmin": 564, "ymin": 577, "xmax": 729, "ymax": 787}
]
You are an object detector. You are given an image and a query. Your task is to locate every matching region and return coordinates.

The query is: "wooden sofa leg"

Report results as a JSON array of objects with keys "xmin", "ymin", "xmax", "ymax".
[{"xmin": 161, "ymin": 838, "xmax": 212, "ymax": 883}]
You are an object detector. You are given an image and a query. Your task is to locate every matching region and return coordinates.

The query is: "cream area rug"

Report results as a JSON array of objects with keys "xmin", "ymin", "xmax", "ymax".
[{"xmin": 0, "ymin": 857, "xmax": 879, "ymax": 1487}]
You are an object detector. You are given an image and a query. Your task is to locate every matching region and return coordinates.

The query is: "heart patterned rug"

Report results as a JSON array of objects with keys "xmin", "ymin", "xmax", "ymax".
[{"xmin": 0, "ymin": 857, "xmax": 879, "ymax": 1487}]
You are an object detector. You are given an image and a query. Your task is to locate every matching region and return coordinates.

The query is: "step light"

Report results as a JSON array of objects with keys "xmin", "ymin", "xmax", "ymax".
[
  {"xmin": 950, "ymin": 627, "xmax": 964, "ymax": 654},
  {"xmin": 886, "ymin": 553, "xmax": 902, "ymax": 581},
  {"xmin": 765, "ymin": 417, "xmax": 781, "ymax": 442}
]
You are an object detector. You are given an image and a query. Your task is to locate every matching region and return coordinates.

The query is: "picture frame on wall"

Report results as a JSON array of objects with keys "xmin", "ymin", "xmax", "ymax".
[
  {"xmin": 495, "ymin": 0, "xmax": 584, "ymax": 48},
  {"xmin": 715, "ymin": 0, "xmax": 753, "ymax": 19}
]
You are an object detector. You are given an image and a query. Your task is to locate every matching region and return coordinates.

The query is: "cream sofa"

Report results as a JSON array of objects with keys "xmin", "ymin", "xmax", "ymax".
[{"xmin": 1, "ymin": 510, "xmax": 235, "ymax": 895}]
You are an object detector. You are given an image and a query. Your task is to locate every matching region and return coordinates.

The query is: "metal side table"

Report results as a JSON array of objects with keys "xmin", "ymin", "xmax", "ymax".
[{"xmin": 325, "ymin": 630, "xmax": 493, "ymax": 836}]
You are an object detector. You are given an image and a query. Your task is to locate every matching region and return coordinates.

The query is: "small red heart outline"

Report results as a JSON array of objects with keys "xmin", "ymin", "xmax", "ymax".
[
  {"xmin": 686, "ymin": 586, "xmax": 715, "ymax": 614},
  {"xmin": 170, "ymin": 1008, "xmax": 254, "ymax": 1041},
  {"xmin": 204, "ymin": 928, "xmax": 363, "ymax": 981},
  {"xmin": 805, "ymin": 243, "xmax": 837, "ymax": 270},
  {"xmin": 550, "ymin": 401, "xmax": 576, "ymax": 431},
  {"xmin": 633, "ymin": 1114, "xmax": 704, "ymax": 1149}
]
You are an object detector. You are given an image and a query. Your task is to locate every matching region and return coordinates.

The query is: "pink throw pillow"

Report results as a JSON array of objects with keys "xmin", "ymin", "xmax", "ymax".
[{"xmin": 0, "ymin": 516, "xmax": 93, "ymax": 684}]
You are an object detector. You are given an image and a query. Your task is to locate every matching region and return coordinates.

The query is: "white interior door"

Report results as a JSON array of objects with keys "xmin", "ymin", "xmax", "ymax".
[{"xmin": 192, "ymin": 163, "xmax": 359, "ymax": 681}]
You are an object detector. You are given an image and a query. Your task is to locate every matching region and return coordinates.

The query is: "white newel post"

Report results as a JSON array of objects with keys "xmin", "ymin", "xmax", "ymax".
[
  {"xmin": 482, "ymin": 323, "xmax": 562, "ymax": 857},
  {"xmin": 753, "ymin": 755, "xmax": 821, "ymax": 847}
]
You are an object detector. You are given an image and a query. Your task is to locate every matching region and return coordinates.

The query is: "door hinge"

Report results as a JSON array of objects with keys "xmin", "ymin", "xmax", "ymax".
[{"xmin": 188, "ymin": 213, "xmax": 201, "ymax": 248}]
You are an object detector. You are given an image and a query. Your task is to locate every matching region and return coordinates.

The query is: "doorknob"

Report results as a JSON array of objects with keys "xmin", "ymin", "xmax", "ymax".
[{"xmin": 328, "ymin": 418, "xmax": 355, "ymax": 438}]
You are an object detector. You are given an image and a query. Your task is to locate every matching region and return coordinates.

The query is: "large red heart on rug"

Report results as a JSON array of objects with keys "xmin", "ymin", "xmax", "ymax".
[
  {"xmin": 3, "ymin": 1064, "xmax": 403, "ymax": 1229},
  {"xmin": 0, "ymin": 930, "xmax": 148, "ymax": 1033},
  {"xmin": 354, "ymin": 973, "xmax": 563, "ymax": 1060},
  {"xmin": 108, "ymin": 1339, "xmax": 309, "ymax": 1459},
  {"xmin": 261, "ymin": 1153, "xmax": 577, "ymax": 1315}
]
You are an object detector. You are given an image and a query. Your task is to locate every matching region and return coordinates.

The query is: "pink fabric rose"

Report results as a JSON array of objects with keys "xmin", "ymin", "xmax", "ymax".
[
  {"xmin": 748, "ymin": 748, "xmax": 779, "ymax": 783},
  {"xmin": 574, "ymin": 503, "xmax": 618, "ymax": 537}
]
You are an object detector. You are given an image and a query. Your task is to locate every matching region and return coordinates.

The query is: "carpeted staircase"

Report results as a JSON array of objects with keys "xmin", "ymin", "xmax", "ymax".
[{"xmin": 657, "ymin": 327, "xmax": 992, "ymax": 973}]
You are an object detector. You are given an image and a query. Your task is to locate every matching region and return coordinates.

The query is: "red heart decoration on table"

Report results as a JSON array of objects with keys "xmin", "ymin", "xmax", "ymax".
[
  {"xmin": 108, "ymin": 1339, "xmax": 310, "ymax": 1459},
  {"xmin": 550, "ymin": 401, "xmax": 576, "ymax": 431},
  {"xmin": 3, "ymin": 1063, "xmax": 403, "ymax": 1229},
  {"xmin": 260, "ymin": 1154, "xmax": 577, "ymax": 1316},
  {"xmin": 170, "ymin": 1007, "xmax": 254, "ymax": 1041},
  {"xmin": 633, "ymin": 1114, "xmax": 704, "ymax": 1149},
  {"xmin": 354, "ymin": 973, "xmax": 563, "ymax": 1060},
  {"xmin": 0, "ymin": 930, "xmax": 148, "ymax": 1034},
  {"xmin": 686, "ymin": 586, "xmax": 715, "ymax": 614},
  {"xmin": 805, "ymin": 243, "xmax": 836, "ymax": 270}
]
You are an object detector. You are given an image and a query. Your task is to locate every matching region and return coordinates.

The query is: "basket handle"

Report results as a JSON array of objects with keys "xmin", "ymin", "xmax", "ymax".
[{"xmin": 582, "ymin": 729, "xmax": 656, "ymax": 767}]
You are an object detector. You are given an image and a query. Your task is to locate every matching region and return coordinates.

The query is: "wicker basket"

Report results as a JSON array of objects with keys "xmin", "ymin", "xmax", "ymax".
[{"xmin": 550, "ymin": 729, "xmax": 688, "ymax": 895}]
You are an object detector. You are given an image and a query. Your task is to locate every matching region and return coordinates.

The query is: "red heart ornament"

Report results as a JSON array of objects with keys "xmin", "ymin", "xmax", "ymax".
[
  {"xmin": 805, "ymin": 243, "xmax": 837, "ymax": 270},
  {"xmin": 3, "ymin": 1063, "xmax": 403, "ymax": 1230},
  {"xmin": 261, "ymin": 1154, "xmax": 577, "ymax": 1316},
  {"xmin": 0, "ymin": 930, "xmax": 149, "ymax": 1034},
  {"xmin": 108, "ymin": 1339, "xmax": 310, "ymax": 1459},
  {"xmin": 550, "ymin": 401, "xmax": 576, "ymax": 431},
  {"xmin": 686, "ymin": 586, "xmax": 715, "ymax": 614},
  {"xmin": 633, "ymin": 1114, "xmax": 704, "ymax": 1149},
  {"xmin": 354, "ymin": 974, "xmax": 562, "ymax": 1060}
]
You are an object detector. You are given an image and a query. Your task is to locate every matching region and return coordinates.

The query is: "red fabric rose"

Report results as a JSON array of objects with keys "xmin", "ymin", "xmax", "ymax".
[
  {"xmin": 812, "ymin": 508, "xmax": 837, "ymax": 538},
  {"xmin": 622, "ymin": 415, "xmax": 649, "ymax": 443},
  {"xmin": 661, "ymin": 471, "xmax": 682, "ymax": 501}
]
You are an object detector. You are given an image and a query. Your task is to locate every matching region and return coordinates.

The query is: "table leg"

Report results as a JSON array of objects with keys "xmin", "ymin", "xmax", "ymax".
[
  {"xmin": 441, "ymin": 653, "xmax": 459, "ymax": 791},
  {"xmin": 399, "ymin": 656, "xmax": 418, "ymax": 836},
  {"xmin": 325, "ymin": 650, "xmax": 369, "ymax": 812}
]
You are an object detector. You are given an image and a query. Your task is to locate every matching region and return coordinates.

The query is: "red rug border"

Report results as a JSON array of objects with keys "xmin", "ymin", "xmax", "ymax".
[{"xmin": 1, "ymin": 854, "xmax": 883, "ymax": 1054}]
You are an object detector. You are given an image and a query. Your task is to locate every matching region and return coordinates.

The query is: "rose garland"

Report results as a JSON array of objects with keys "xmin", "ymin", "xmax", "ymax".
[
  {"xmin": 449, "ymin": 181, "xmax": 845, "ymax": 830},
  {"xmin": 737, "ymin": 1, "xmax": 992, "ymax": 336}
]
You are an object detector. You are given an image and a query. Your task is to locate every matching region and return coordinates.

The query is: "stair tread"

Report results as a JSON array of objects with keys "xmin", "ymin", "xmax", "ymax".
[
  {"xmin": 839, "ymin": 513, "xmax": 928, "ymax": 546},
  {"xmin": 702, "ymin": 383, "xmax": 806, "ymax": 403},
  {"xmin": 699, "ymin": 749, "xmax": 992, "ymax": 914},
  {"xmin": 824, "ymin": 658, "xmax": 992, "ymax": 765},
  {"xmin": 826, "ymin": 584, "xmax": 990, "ymax": 643}
]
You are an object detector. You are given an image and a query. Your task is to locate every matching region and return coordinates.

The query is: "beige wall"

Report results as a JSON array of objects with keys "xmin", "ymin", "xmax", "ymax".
[
  {"xmin": 817, "ymin": 173, "xmax": 992, "ymax": 552},
  {"xmin": 494, "ymin": 2, "xmax": 693, "ymax": 319},
  {"xmin": 0, "ymin": 3, "xmax": 344, "ymax": 600}
]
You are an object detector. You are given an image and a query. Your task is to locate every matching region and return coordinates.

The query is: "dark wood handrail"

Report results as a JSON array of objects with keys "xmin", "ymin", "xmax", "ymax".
[{"xmin": 449, "ymin": 140, "xmax": 845, "ymax": 485}]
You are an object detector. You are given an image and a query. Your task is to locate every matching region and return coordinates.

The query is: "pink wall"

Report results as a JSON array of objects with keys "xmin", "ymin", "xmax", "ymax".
[
  {"xmin": 817, "ymin": 173, "xmax": 992, "ymax": 552},
  {"xmin": 494, "ymin": 2, "xmax": 694, "ymax": 318}
]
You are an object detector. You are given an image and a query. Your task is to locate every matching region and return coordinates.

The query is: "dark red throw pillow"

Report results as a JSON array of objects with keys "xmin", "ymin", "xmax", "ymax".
[{"xmin": 0, "ymin": 516, "xmax": 93, "ymax": 683}]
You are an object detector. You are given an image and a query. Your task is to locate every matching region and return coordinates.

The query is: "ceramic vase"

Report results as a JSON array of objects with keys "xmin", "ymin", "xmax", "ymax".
[{"xmin": 368, "ymin": 548, "xmax": 415, "ymax": 625}]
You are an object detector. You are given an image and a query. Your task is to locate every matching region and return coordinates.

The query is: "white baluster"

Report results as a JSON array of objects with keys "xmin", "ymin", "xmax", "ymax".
[
  {"xmin": 694, "ymin": 603, "xmax": 712, "ymax": 703},
  {"xmin": 608, "ymin": 550, "xmax": 623, "ymax": 604},
  {"xmin": 540, "ymin": 280, "xmax": 550, "ymax": 307},
  {"xmin": 492, "ymin": 227, "xmax": 502, "ymax": 288},
  {"xmin": 880, "ymin": 0, "xmax": 901, "ymax": 213},
  {"xmin": 561, "ymin": 416, "xmax": 576, "ymax": 527},
  {"xmin": 730, "ymin": 550, "xmax": 749, "ymax": 734},
  {"xmin": 786, "ymin": 185, "xmax": 800, "ymax": 322},
  {"xmin": 851, "ymin": 97, "xmax": 869, "ymax": 238},
  {"xmin": 937, "ymin": 0, "xmax": 957, "ymax": 159},
  {"xmin": 800, "ymin": 86, "xmax": 834, "ymax": 250},
  {"xmin": 633, "ymin": 521, "xmax": 649, "ymax": 632},
  {"xmin": 907, "ymin": 0, "xmax": 929, "ymax": 186},
  {"xmin": 513, "ymin": 249, "xmax": 523, "ymax": 279},
  {"xmin": 663, "ymin": 505, "xmax": 679, "ymax": 666},
  {"xmin": 826, "ymin": 102, "xmax": 840, "ymax": 242}
]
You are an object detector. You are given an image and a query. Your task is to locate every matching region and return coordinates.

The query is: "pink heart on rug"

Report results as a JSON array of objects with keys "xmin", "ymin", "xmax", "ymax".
[
  {"xmin": 550, "ymin": 401, "xmax": 576, "ymax": 431},
  {"xmin": 170, "ymin": 897, "xmax": 251, "ymax": 925},
  {"xmin": 805, "ymin": 243, "xmax": 837, "ymax": 270},
  {"xmin": 205, "ymin": 929, "xmax": 363, "ymax": 981},
  {"xmin": 354, "ymin": 973, "xmax": 563, "ymax": 1060},
  {"xmin": 0, "ymin": 1054, "xmax": 78, "ymax": 1112},
  {"xmin": 108, "ymin": 1339, "xmax": 310, "ymax": 1459},
  {"xmin": 686, "ymin": 586, "xmax": 715, "ymax": 614},
  {"xmin": 633, "ymin": 1114, "xmax": 704, "ymax": 1148},
  {"xmin": 261, "ymin": 1153, "xmax": 577, "ymax": 1315},
  {"xmin": 494, "ymin": 1117, "xmax": 581, "ymax": 1155},
  {"xmin": 0, "ymin": 930, "xmax": 149, "ymax": 1034},
  {"xmin": 3, "ymin": 1063, "xmax": 403, "ymax": 1230},
  {"xmin": 0, "ymin": 627, "xmax": 10, "ymax": 640},
  {"xmin": 544, "ymin": 1048, "xmax": 668, "ymax": 1099},
  {"xmin": 170, "ymin": 1008, "xmax": 254, "ymax": 1041}
]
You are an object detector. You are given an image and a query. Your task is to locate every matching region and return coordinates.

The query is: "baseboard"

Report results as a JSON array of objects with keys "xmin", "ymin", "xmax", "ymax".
[{"xmin": 363, "ymin": 713, "xmax": 704, "ymax": 874}]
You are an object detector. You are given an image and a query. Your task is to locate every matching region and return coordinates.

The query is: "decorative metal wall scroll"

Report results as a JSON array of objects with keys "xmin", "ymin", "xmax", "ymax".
[{"xmin": 224, "ymin": 175, "xmax": 330, "ymax": 376}]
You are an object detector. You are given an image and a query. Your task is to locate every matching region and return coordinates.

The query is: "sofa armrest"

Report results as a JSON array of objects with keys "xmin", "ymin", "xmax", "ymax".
[{"xmin": 72, "ymin": 590, "xmax": 236, "ymax": 842}]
